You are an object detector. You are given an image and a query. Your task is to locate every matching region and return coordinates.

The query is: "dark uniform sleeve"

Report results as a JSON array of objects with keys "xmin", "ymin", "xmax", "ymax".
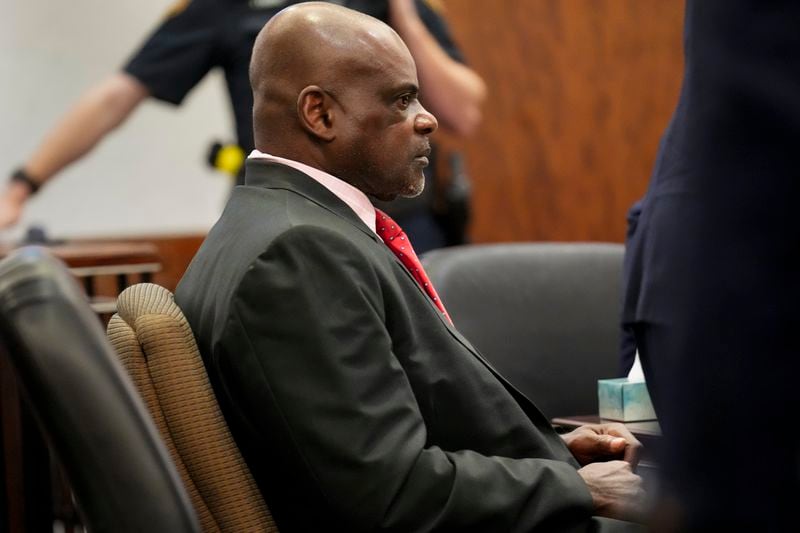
[{"xmin": 123, "ymin": 0, "xmax": 224, "ymax": 105}]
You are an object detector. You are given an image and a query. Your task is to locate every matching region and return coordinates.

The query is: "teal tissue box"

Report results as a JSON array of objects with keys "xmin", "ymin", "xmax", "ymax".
[{"xmin": 597, "ymin": 378, "xmax": 656, "ymax": 422}]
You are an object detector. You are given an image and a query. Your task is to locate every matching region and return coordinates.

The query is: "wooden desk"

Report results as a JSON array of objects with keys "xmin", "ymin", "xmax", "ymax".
[{"xmin": 0, "ymin": 241, "xmax": 161, "ymax": 533}]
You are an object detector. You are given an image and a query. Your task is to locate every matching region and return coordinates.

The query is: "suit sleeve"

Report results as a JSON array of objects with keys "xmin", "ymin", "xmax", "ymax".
[{"xmin": 220, "ymin": 225, "xmax": 635, "ymax": 532}]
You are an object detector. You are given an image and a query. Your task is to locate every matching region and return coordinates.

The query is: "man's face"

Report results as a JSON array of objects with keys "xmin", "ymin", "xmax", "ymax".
[{"xmin": 329, "ymin": 43, "xmax": 438, "ymax": 201}]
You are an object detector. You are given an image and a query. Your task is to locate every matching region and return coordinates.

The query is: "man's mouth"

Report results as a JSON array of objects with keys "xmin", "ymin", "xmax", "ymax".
[{"xmin": 414, "ymin": 146, "xmax": 432, "ymax": 165}]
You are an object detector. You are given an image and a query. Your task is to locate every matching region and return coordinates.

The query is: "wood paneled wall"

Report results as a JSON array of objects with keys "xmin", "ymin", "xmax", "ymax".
[{"xmin": 440, "ymin": 0, "xmax": 685, "ymax": 243}]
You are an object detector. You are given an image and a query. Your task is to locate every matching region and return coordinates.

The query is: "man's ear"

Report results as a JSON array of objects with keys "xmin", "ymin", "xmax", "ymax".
[{"xmin": 297, "ymin": 86, "xmax": 336, "ymax": 142}]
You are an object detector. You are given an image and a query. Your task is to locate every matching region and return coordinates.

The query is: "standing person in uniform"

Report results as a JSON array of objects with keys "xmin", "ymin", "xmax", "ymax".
[{"xmin": 1, "ymin": 0, "xmax": 485, "ymax": 252}]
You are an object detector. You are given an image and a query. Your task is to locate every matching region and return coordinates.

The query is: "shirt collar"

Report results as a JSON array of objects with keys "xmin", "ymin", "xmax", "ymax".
[{"xmin": 248, "ymin": 150, "xmax": 377, "ymax": 234}]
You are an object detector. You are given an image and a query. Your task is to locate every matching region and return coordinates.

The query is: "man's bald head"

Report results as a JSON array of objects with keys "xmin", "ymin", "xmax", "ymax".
[
  {"xmin": 248, "ymin": 1, "xmax": 437, "ymax": 201},
  {"xmin": 250, "ymin": 2, "xmax": 409, "ymax": 152}
]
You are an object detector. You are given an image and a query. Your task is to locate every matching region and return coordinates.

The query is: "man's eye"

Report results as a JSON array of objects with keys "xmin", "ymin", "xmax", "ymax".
[{"xmin": 398, "ymin": 95, "xmax": 412, "ymax": 109}]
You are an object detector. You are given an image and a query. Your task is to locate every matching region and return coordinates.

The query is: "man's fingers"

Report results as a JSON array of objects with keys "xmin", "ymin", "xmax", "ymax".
[
  {"xmin": 622, "ymin": 439, "xmax": 642, "ymax": 467},
  {"xmin": 602, "ymin": 424, "xmax": 643, "ymax": 467},
  {"xmin": 607, "ymin": 436, "xmax": 627, "ymax": 449},
  {"xmin": 593, "ymin": 435, "xmax": 626, "ymax": 455},
  {"xmin": 565, "ymin": 426, "xmax": 644, "ymax": 467},
  {"xmin": 598, "ymin": 435, "xmax": 641, "ymax": 467}
]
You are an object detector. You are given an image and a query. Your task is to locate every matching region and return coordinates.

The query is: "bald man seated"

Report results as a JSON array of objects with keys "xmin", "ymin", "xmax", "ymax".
[{"xmin": 176, "ymin": 3, "xmax": 645, "ymax": 531}]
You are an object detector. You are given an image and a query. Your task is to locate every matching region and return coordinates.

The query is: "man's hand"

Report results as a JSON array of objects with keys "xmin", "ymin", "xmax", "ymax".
[
  {"xmin": 578, "ymin": 460, "xmax": 647, "ymax": 522},
  {"xmin": 561, "ymin": 423, "xmax": 642, "ymax": 467}
]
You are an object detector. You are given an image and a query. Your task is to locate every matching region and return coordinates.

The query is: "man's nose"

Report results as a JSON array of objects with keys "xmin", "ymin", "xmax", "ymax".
[{"xmin": 414, "ymin": 108, "xmax": 438, "ymax": 135}]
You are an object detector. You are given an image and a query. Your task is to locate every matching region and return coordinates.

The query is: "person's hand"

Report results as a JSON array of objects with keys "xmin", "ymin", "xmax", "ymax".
[
  {"xmin": 577, "ymin": 460, "xmax": 647, "ymax": 522},
  {"xmin": 561, "ymin": 423, "xmax": 642, "ymax": 467},
  {"xmin": 0, "ymin": 181, "xmax": 31, "ymax": 229}
]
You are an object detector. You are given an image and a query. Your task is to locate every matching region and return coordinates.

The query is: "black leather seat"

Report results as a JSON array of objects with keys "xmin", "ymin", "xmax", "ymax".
[
  {"xmin": 0, "ymin": 247, "xmax": 199, "ymax": 533},
  {"xmin": 422, "ymin": 242, "xmax": 624, "ymax": 419}
]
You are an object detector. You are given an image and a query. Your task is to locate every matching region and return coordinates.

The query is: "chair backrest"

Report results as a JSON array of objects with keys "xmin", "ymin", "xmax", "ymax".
[
  {"xmin": 0, "ymin": 247, "xmax": 200, "ymax": 533},
  {"xmin": 422, "ymin": 242, "xmax": 624, "ymax": 419},
  {"xmin": 107, "ymin": 283, "xmax": 277, "ymax": 532}
]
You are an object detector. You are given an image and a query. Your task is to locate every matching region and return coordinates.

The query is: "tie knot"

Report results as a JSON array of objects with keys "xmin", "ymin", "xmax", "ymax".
[{"xmin": 375, "ymin": 209, "xmax": 405, "ymax": 243}]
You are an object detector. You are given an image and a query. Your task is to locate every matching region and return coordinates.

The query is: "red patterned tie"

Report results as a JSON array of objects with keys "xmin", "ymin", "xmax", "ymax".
[{"xmin": 375, "ymin": 209, "xmax": 451, "ymax": 324}]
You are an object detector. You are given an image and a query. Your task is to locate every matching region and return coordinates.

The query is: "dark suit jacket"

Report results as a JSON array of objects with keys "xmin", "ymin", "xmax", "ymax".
[
  {"xmin": 176, "ymin": 160, "xmax": 638, "ymax": 532},
  {"xmin": 622, "ymin": 1, "xmax": 800, "ymax": 528}
]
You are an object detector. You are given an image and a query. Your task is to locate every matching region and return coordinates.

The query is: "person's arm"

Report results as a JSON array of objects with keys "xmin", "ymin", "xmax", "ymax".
[
  {"xmin": 388, "ymin": 0, "xmax": 486, "ymax": 137},
  {"xmin": 0, "ymin": 72, "xmax": 149, "ymax": 228}
]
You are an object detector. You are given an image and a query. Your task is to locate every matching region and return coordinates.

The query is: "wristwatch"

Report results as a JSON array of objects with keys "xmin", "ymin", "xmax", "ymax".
[{"xmin": 10, "ymin": 168, "xmax": 41, "ymax": 195}]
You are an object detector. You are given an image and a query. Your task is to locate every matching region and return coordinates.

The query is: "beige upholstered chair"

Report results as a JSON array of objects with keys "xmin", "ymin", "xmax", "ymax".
[{"xmin": 107, "ymin": 283, "xmax": 277, "ymax": 532}]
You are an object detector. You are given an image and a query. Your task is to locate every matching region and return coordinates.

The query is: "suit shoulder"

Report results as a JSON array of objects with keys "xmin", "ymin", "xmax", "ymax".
[{"xmin": 258, "ymin": 223, "xmax": 381, "ymax": 270}]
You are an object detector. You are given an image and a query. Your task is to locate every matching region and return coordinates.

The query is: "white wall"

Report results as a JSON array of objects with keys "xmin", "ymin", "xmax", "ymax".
[{"xmin": 0, "ymin": 0, "xmax": 232, "ymax": 242}]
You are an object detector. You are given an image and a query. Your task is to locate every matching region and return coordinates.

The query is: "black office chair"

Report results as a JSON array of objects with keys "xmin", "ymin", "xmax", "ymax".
[
  {"xmin": 422, "ymin": 242, "xmax": 624, "ymax": 419},
  {"xmin": 0, "ymin": 247, "xmax": 199, "ymax": 533}
]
